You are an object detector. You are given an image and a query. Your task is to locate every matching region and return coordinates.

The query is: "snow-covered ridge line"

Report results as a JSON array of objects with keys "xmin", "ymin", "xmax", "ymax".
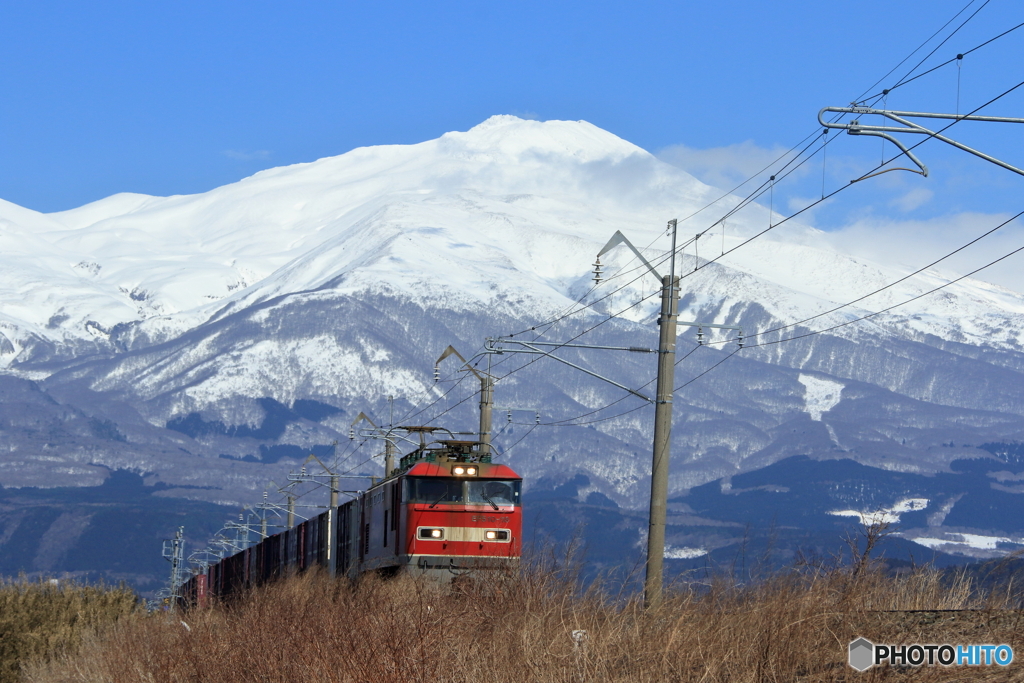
[{"xmin": 1, "ymin": 115, "xmax": 1023, "ymax": 375}]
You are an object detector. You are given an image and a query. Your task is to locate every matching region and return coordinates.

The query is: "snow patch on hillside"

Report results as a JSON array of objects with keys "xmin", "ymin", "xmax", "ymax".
[
  {"xmin": 798, "ymin": 374, "xmax": 843, "ymax": 421},
  {"xmin": 828, "ymin": 497, "xmax": 929, "ymax": 525}
]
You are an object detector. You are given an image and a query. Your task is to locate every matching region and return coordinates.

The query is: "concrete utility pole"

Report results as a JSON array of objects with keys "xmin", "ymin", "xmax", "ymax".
[
  {"xmin": 486, "ymin": 220, "xmax": 744, "ymax": 606},
  {"xmin": 479, "ymin": 371, "xmax": 494, "ymax": 457},
  {"xmin": 261, "ymin": 492, "xmax": 269, "ymax": 539},
  {"xmin": 436, "ymin": 345, "xmax": 493, "ymax": 456},
  {"xmin": 329, "ymin": 472, "xmax": 339, "ymax": 577},
  {"xmin": 646, "ymin": 221, "xmax": 680, "ymax": 608},
  {"xmin": 287, "ymin": 494, "xmax": 295, "ymax": 528},
  {"xmin": 596, "ymin": 220, "xmax": 680, "ymax": 608},
  {"xmin": 384, "ymin": 437, "xmax": 396, "ymax": 477},
  {"xmin": 351, "ymin": 411, "xmax": 398, "ymax": 476}
]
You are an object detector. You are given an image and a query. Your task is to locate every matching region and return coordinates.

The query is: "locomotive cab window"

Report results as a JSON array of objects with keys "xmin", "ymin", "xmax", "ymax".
[
  {"xmin": 467, "ymin": 480, "xmax": 520, "ymax": 507},
  {"xmin": 406, "ymin": 477, "xmax": 464, "ymax": 506},
  {"xmin": 405, "ymin": 477, "xmax": 521, "ymax": 507}
]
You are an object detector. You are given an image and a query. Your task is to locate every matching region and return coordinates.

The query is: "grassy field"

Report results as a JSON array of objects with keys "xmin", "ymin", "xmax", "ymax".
[{"xmin": 15, "ymin": 552, "xmax": 1024, "ymax": 683}]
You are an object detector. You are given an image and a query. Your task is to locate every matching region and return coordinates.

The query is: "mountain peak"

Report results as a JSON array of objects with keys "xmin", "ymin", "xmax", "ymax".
[{"xmin": 439, "ymin": 115, "xmax": 648, "ymax": 164}]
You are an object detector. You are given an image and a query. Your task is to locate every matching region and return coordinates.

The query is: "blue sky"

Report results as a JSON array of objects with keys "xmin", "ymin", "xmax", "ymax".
[{"xmin": 2, "ymin": 0, "xmax": 1023, "ymax": 272}]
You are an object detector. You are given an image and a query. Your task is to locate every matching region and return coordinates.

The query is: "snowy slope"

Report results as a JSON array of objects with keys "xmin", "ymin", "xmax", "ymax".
[{"xmin": 3, "ymin": 115, "xmax": 1022, "ymax": 374}]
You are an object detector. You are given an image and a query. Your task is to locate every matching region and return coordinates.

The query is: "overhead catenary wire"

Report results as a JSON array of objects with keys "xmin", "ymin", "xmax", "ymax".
[
  {"xmin": 852, "ymin": 0, "xmax": 985, "ymax": 104},
  {"xmin": 532, "ymin": 343, "xmax": 704, "ymax": 427},
  {"xmin": 703, "ymin": 208, "xmax": 1024, "ymax": 346},
  {"xmin": 434, "ymin": 77, "xmax": 1023, "ymax": 434},
  {"xmin": 379, "ymin": 6, "xmax": 1024, "ymax": 444},
  {"xmin": 857, "ymin": 12, "xmax": 1023, "ymax": 104},
  {"xmin": 196, "ymin": 7, "xmax": 1021, "ymax": 562},
  {"xmin": 402, "ymin": 53, "xmax": 893, "ymax": 399},
  {"xmin": 885, "ymin": 0, "xmax": 989, "ymax": 94},
  {"xmin": 491, "ymin": 77, "xmax": 1024, "ymax": 430},
  {"xmin": 673, "ymin": 76, "xmax": 1024, "ymax": 293},
  {"xmin": 746, "ymin": 238, "xmax": 1024, "ymax": 348}
]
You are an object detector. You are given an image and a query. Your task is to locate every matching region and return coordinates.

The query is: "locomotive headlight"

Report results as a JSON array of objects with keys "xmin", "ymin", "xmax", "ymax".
[
  {"xmin": 419, "ymin": 527, "xmax": 444, "ymax": 540},
  {"xmin": 484, "ymin": 529, "xmax": 509, "ymax": 542},
  {"xmin": 466, "ymin": 466, "xmax": 478, "ymax": 476},
  {"xmin": 485, "ymin": 531, "xmax": 497, "ymax": 540},
  {"xmin": 453, "ymin": 466, "xmax": 466, "ymax": 475}
]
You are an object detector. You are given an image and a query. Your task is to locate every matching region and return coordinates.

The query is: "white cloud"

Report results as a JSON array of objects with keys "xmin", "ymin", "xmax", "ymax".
[
  {"xmin": 786, "ymin": 195, "xmax": 819, "ymax": 218},
  {"xmin": 657, "ymin": 140, "xmax": 798, "ymax": 190},
  {"xmin": 825, "ymin": 212, "xmax": 1024, "ymax": 293},
  {"xmin": 223, "ymin": 149, "xmax": 272, "ymax": 161},
  {"xmin": 889, "ymin": 187, "xmax": 934, "ymax": 212}
]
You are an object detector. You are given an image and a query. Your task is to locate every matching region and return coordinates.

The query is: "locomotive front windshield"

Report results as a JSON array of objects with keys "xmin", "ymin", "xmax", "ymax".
[
  {"xmin": 467, "ymin": 480, "xmax": 518, "ymax": 506},
  {"xmin": 406, "ymin": 477, "xmax": 521, "ymax": 507}
]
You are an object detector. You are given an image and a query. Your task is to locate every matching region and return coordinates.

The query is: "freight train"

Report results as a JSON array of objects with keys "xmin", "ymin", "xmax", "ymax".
[{"xmin": 180, "ymin": 436, "xmax": 522, "ymax": 604}]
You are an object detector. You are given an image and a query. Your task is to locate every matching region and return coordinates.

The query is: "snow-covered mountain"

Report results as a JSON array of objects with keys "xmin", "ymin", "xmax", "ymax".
[{"xmin": 4, "ymin": 115, "xmax": 1024, "ymax": 571}]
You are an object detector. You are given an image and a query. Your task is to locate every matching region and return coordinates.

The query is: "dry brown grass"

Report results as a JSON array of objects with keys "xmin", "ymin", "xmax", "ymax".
[
  {"xmin": 0, "ymin": 578, "xmax": 138, "ymax": 683},
  {"xmin": 19, "ymin": 557, "xmax": 1024, "ymax": 683}
]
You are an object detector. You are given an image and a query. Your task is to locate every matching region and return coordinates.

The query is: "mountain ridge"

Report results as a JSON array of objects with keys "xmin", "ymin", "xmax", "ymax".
[{"xmin": 3, "ymin": 117, "xmax": 1024, "ymax": 576}]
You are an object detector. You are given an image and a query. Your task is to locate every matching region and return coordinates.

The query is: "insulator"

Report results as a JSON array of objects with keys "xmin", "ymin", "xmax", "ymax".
[
  {"xmin": 737, "ymin": 334, "xmax": 745, "ymax": 348},
  {"xmin": 348, "ymin": 427, "xmax": 354, "ymax": 439},
  {"xmin": 507, "ymin": 410, "xmax": 512, "ymax": 423},
  {"xmin": 433, "ymin": 365, "xmax": 440, "ymax": 382},
  {"xmin": 696, "ymin": 327, "xmax": 704, "ymax": 346},
  {"xmin": 300, "ymin": 466, "xmax": 306, "ymax": 477},
  {"xmin": 535, "ymin": 412, "xmax": 541, "ymax": 424},
  {"xmin": 592, "ymin": 256, "xmax": 603, "ymax": 284}
]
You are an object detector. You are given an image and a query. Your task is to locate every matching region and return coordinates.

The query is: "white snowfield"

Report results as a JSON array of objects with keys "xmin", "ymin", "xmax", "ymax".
[
  {"xmin": 2, "ymin": 115, "xmax": 1024, "ymax": 372},
  {"xmin": 909, "ymin": 532, "xmax": 1023, "ymax": 554},
  {"xmin": 828, "ymin": 498, "xmax": 930, "ymax": 525}
]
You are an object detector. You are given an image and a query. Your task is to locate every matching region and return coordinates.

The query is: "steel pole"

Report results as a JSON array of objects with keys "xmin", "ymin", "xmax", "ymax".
[{"xmin": 645, "ymin": 272, "xmax": 679, "ymax": 609}]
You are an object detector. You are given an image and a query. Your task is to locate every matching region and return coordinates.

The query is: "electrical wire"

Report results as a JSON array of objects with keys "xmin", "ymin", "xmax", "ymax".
[
  {"xmin": 671, "ymin": 76, "xmax": 1024, "ymax": 294},
  {"xmin": 706, "ymin": 208, "xmax": 1024, "ymax": 345},
  {"xmin": 238, "ymin": 4, "xmax": 1024, "ymax": 485},
  {"xmin": 493, "ymin": 77, "xmax": 1024, "ymax": 429},
  {"xmin": 858, "ymin": 13, "xmax": 1023, "ymax": 104},
  {"xmin": 853, "ymin": 0, "xmax": 985, "ymax": 104},
  {"xmin": 197, "ymin": 4, "xmax": 1016, "ymax": 557},
  {"xmin": 493, "ymin": 423, "xmax": 539, "ymax": 459},
  {"xmin": 535, "ymin": 343, "xmax": 703, "ymax": 427},
  {"xmin": 887, "ymin": 1, "xmax": 990, "ymax": 93},
  {"xmin": 748, "ymin": 238, "xmax": 1024, "ymax": 348}
]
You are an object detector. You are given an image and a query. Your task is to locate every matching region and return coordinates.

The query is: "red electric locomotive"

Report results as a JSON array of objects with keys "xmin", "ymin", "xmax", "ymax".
[
  {"xmin": 180, "ymin": 435, "xmax": 522, "ymax": 604},
  {"xmin": 354, "ymin": 438, "xmax": 522, "ymax": 576}
]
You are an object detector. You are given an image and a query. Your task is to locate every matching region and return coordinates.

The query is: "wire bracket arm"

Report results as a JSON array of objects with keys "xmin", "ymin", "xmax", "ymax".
[{"xmin": 819, "ymin": 106, "xmax": 1024, "ymax": 178}]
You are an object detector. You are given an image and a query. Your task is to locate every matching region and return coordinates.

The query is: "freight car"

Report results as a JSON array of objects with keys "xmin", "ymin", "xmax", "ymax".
[{"xmin": 180, "ymin": 437, "xmax": 522, "ymax": 604}]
